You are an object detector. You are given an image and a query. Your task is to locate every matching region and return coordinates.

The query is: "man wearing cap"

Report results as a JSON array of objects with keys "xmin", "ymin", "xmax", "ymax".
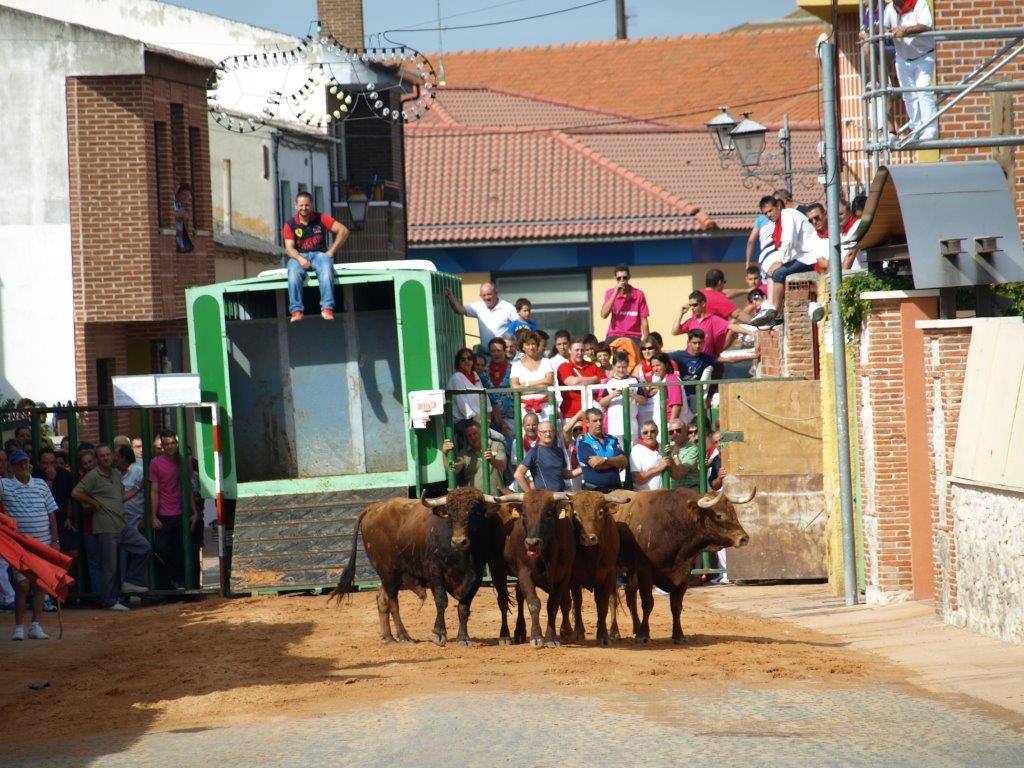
[{"xmin": 0, "ymin": 450, "xmax": 59, "ymax": 640}]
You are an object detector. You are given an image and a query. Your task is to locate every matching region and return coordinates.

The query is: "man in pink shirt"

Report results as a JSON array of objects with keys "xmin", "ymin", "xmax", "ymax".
[
  {"xmin": 672, "ymin": 291, "xmax": 730, "ymax": 358},
  {"xmin": 149, "ymin": 428, "xmax": 197, "ymax": 590},
  {"xmin": 600, "ymin": 264, "xmax": 649, "ymax": 341}
]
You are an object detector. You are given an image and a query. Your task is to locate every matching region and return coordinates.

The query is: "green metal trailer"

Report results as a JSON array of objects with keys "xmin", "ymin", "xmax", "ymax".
[{"xmin": 185, "ymin": 262, "xmax": 464, "ymax": 593}]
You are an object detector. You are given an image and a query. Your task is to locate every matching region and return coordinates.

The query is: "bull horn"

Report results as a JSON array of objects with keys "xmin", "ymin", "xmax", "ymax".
[
  {"xmin": 420, "ymin": 492, "xmax": 448, "ymax": 509},
  {"xmin": 603, "ymin": 494, "xmax": 631, "ymax": 505},
  {"xmin": 482, "ymin": 494, "xmax": 498, "ymax": 503},
  {"xmin": 551, "ymin": 492, "xmax": 572, "ymax": 501},
  {"xmin": 697, "ymin": 490, "xmax": 725, "ymax": 509},
  {"xmin": 724, "ymin": 485, "xmax": 757, "ymax": 505},
  {"xmin": 721, "ymin": 475, "xmax": 757, "ymax": 505},
  {"xmin": 494, "ymin": 493, "xmax": 525, "ymax": 503}
]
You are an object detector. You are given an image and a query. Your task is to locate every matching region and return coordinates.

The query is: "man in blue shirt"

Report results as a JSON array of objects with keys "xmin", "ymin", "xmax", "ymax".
[
  {"xmin": 514, "ymin": 421, "xmax": 579, "ymax": 491},
  {"xmin": 575, "ymin": 408, "xmax": 627, "ymax": 491}
]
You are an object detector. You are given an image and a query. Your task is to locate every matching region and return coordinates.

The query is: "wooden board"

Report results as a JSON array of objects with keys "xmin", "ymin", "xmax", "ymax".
[
  {"xmin": 952, "ymin": 323, "xmax": 1024, "ymax": 490},
  {"xmin": 719, "ymin": 380, "xmax": 823, "ymax": 476},
  {"xmin": 718, "ymin": 380, "xmax": 826, "ymax": 580}
]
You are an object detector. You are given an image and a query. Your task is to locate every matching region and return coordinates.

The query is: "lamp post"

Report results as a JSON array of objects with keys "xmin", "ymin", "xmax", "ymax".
[
  {"xmin": 346, "ymin": 189, "xmax": 369, "ymax": 231},
  {"xmin": 706, "ymin": 109, "xmax": 797, "ymax": 194}
]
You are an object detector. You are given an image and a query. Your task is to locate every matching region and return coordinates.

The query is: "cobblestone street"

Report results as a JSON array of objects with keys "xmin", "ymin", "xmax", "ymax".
[{"xmin": 9, "ymin": 686, "xmax": 1024, "ymax": 768}]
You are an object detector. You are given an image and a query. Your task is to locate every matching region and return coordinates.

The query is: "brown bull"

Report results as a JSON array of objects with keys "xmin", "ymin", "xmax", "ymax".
[
  {"xmin": 330, "ymin": 487, "xmax": 510, "ymax": 647},
  {"xmin": 497, "ymin": 490, "xmax": 575, "ymax": 648},
  {"xmin": 564, "ymin": 491, "xmax": 630, "ymax": 646},
  {"xmin": 612, "ymin": 478, "xmax": 753, "ymax": 644}
]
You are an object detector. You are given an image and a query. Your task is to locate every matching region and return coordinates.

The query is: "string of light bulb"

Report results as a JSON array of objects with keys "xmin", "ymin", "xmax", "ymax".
[{"xmin": 207, "ymin": 20, "xmax": 438, "ymax": 134}]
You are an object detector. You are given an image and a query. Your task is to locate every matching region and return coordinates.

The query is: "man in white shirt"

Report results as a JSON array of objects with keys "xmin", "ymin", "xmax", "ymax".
[
  {"xmin": 629, "ymin": 421, "xmax": 671, "ymax": 491},
  {"xmin": 444, "ymin": 283, "xmax": 519, "ymax": 352},
  {"xmin": 750, "ymin": 195, "xmax": 819, "ymax": 327},
  {"xmin": 883, "ymin": 0, "xmax": 937, "ymax": 141}
]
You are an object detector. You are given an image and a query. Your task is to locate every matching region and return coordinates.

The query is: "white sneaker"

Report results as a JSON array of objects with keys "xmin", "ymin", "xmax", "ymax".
[
  {"xmin": 28, "ymin": 622, "xmax": 49, "ymax": 640},
  {"xmin": 107, "ymin": 602, "xmax": 130, "ymax": 612},
  {"xmin": 122, "ymin": 582, "xmax": 147, "ymax": 594},
  {"xmin": 749, "ymin": 306, "xmax": 780, "ymax": 328},
  {"xmin": 654, "ymin": 587, "xmax": 669, "ymax": 596},
  {"xmin": 12, "ymin": 625, "xmax": 25, "ymax": 641}
]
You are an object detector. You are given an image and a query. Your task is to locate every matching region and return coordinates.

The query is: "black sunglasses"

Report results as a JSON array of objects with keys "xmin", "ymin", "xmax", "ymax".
[{"xmin": 641, "ymin": 346, "xmax": 656, "ymax": 351}]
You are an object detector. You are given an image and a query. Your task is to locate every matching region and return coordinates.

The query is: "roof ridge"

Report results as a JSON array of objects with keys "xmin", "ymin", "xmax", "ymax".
[
  {"xmin": 439, "ymin": 22, "xmax": 826, "ymax": 58},
  {"xmin": 549, "ymin": 131, "xmax": 715, "ymax": 229},
  {"xmin": 454, "ymin": 83, "xmax": 670, "ymax": 127},
  {"xmin": 425, "ymin": 98, "xmax": 457, "ymax": 126}
]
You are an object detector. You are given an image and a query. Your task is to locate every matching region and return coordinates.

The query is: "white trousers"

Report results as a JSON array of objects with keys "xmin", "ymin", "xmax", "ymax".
[{"xmin": 896, "ymin": 52, "xmax": 937, "ymax": 140}]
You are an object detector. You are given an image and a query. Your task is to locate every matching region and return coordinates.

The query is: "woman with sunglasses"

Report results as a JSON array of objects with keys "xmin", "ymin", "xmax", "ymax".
[{"xmin": 447, "ymin": 347, "xmax": 491, "ymax": 424}]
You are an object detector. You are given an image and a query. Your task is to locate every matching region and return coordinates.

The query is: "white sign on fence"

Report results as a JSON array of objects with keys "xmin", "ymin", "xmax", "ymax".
[
  {"xmin": 112, "ymin": 374, "xmax": 202, "ymax": 408},
  {"xmin": 408, "ymin": 389, "xmax": 445, "ymax": 428}
]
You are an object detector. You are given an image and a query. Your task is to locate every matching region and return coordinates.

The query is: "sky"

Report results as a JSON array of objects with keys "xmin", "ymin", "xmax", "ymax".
[{"xmin": 162, "ymin": 0, "xmax": 801, "ymax": 51}]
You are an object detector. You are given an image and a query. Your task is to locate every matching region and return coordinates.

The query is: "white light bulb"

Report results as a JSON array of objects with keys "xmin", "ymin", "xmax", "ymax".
[
  {"xmin": 383, "ymin": 107, "xmax": 390, "ymax": 116},
  {"xmin": 329, "ymin": 85, "xmax": 338, "ymax": 94},
  {"xmin": 324, "ymin": 114, "xmax": 332, "ymax": 123},
  {"xmin": 370, "ymin": 91, "xmax": 378, "ymax": 99},
  {"xmin": 366, "ymin": 82, "xmax": 375, "ymax": 90},
  {"xmin": 344, "ymin": 95, "xmax": 352, "ymax": 104},
  {"xmin": 374, "ymin": 100, "xmax": 383, "ymax": 109},
  {"xmin": 333, "ymin": 110, "xmax": 341, "ymax": 118},
  {"xmin": 340, "ymin": 104, "xmax": 348, "ymax": 112}
]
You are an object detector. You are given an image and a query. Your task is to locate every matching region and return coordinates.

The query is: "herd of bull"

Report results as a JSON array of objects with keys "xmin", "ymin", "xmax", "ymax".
[{"xmin": 331, "ymin": 479, "xmax": 754, "ymax": 647}]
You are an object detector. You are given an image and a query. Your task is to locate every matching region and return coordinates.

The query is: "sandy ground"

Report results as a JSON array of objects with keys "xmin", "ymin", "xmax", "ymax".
[{"xmin": 0, "ymin": 587, "xmax": 895, "ymax": 744}]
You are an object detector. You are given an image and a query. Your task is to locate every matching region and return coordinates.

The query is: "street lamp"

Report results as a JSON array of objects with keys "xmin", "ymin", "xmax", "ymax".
[
  {"xmin": 730, "ymin": 113, "xmax": 768, "ymax": 168},
  {"xmin": 346, "ymin": 189, "xmax": 369, "ymax": 231},
  {"xmin": 706, "ymin": 107, "xmax": 738, "ymax": 153}
]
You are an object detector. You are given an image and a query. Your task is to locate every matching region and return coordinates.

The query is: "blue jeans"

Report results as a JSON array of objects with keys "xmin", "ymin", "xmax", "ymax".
[
  {"xmin": 771, "ymin": 259, "xmax": 815, "ymax": 284},
  {"xmin": 287, "ymin": 251, "xmax": 335, "ymax": 313}
]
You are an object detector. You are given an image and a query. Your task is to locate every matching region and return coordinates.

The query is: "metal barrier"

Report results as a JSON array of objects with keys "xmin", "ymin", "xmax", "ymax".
[
  {"xmin": 427, "ymin": 378, "xmax": 778, "ymax": 578},
  {"xmin": 0, "ymin": 403, "xmax": 225, "ymax": 598}
]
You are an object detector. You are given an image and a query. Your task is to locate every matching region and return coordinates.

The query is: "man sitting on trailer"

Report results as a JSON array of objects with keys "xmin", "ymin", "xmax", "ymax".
[{"xmin": 282, "ymin": 191, "xmax": 350, "ymax": 323}]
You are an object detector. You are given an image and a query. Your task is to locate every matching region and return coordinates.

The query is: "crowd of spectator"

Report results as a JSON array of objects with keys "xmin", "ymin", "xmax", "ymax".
[
  {"xmin": 0, "ymin": 424, "xmax": 204, "ymax": 639},
  {"xmin": 440, "ymin": 189, "xmax": 859, "ymax": 504}
]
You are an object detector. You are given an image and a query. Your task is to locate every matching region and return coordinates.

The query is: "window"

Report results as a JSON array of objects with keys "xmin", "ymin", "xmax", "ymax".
[
  {"xmin": 314, "ymin": 185, "xmax": 325, "ymax": 213},
  {"xmin": 154, "ymin": 122, "xmax": 169, "ymax": 227},
  {"xmin": 297, "ymin": 182, "xmax": 308, "ymax": 196},
  {"xmin": 279, "ymin": 180, "xmax": 291, "ymax": 236},
  {"xmin": 494, "ymin": 272, "xmax": 592, "ymax": 341}
]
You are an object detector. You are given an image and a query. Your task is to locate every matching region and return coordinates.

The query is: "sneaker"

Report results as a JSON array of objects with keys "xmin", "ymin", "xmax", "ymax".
[
  {"xmin": 807, "ymin": 301, "xmax": 825, "ymax": 324},
  {"xmin": 654, "ymin": 587, "xmax": 669, "ymax": 596},
  {"xmin": 121, "ymin": 582, "xmax": 147, "ymax": 594},
  {"xmin": 289, "ymin": 311, "xmax": 303, "ymax": 323},
  {"xmin": 107, "ymin": 602, "xmax": 130, "ymax": 612},
  {"xmin": 11, "ymin": 625, "xmax": 25, "ymax": 641},
  {"xmin": 749, "ymin": 307, "xmax": 781, "ymax": 328},
  {"xmin": 321, "ymin": 308, "xmax": 335, "ymax": 321},
  {"xmin": 28, "ymin": 622, "xmax": 48, "ymax": 640}
]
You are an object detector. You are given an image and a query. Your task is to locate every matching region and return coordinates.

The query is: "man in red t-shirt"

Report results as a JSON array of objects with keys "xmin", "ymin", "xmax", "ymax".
[
  {"xmin": 700, "ymin": 268, "xmax": 740, "ymax": 321},
  {"xmin": 672, "ymin": 291, "xmax": 730, "ymax": 358},
  {"xmin": 557, "ymin": 339, "xmax": 603, "ymax": 419},
  {"xmin": 282, "ymin": 191, "xmax": 350, "ymax": 323}
]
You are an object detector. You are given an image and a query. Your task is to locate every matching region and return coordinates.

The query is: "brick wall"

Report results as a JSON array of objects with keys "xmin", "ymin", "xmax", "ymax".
[
  {"xmin": 317, "ymin": 0, "xmax": 364, "ymax": 48},
  {"xmin": 754, "ymin": 273, "xmax": 817, "ymax": 380},
  {"xmin": 66, "ymin": 53, "xmax": 213, "ymax": 408},
  {"xmin": 922, "ymin": 325, "xmax": 971, "ymax": 617},
  {"xmin": 856, "ymin": 296, "xmax": 914, "ymax": 602},
  {"xmin": 933, "ymin": 0, "xmax": 1024, "ymax": 235}
]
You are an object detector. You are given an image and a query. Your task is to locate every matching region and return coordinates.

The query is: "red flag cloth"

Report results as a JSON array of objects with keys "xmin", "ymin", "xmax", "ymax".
[
  {"xmin": 0, "ymin": 514, "xmax": 75, "ymax": 602},
  {"xmin": 894, "ymin": 0, "xmax": 918, "ymax": 14}
]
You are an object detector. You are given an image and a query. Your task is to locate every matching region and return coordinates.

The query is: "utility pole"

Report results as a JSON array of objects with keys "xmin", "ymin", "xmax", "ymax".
[
  {"xmin": 615, "ymin": 0, "xmax": 627, "ymax": 40},
  {"xmin": 819, "ymin": 39, "xmax": 859, "ymax": 607}
]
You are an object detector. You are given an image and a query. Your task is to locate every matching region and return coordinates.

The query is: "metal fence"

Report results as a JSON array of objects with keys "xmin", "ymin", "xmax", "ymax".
[
  {"xmin": 425, "ymin": 378, "xmax": 789, "ymax": 578},
  {"xmin": 0, "ymin": 403, "xmax": 225, "ymax": 599}
]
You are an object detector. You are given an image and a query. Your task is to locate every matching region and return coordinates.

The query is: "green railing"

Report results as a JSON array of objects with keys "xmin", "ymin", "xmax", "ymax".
[{"xmin": 1, "ymin": 404, "xmax": 209, "ymax": 598}]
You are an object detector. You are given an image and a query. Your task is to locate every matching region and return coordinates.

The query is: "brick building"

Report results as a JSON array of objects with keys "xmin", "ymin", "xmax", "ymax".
[
  {"xmin": 798, "ymin": 0, "xmax": 1024, "ymax": 232},
  {"xmin": 0, "ymin": 6, "xmax": 215, "ymax": 427}
]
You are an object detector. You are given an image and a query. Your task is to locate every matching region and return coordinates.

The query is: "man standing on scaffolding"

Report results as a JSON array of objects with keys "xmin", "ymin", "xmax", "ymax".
[{"xmin": 884, "ymin": 0, "xmax": 937, "ymax": 141}]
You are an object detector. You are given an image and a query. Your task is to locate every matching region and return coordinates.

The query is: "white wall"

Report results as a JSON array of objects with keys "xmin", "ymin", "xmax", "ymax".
[{"xmin": 0, "ymin": 8, "xmax": 144, "ymax": 403}]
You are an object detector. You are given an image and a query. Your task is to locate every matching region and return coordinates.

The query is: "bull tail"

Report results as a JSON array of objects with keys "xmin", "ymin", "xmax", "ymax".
[{"xmin": 329, "ymin": 506, "xmax": 370, "ymax": 603}]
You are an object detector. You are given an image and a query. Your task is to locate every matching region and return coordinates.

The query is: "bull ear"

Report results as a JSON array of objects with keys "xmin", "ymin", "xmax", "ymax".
[
  {"xmin": 511, "ymin": 507, "xmax": 520, "ymax": 519},
  {"xmin": 558, "ymin": 507, "xmax": 569, "ymax": 520}
]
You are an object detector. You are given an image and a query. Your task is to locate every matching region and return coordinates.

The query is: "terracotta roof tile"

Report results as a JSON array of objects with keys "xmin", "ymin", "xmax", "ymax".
[{"xmin": 437, "ymin": 24, "xmax": 826, "ymax": 129}]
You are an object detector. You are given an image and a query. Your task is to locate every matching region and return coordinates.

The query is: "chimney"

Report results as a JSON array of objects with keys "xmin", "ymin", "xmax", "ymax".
[{"xmin": 317, "ymin": 0, "xmax": 365, "ymax": 50}]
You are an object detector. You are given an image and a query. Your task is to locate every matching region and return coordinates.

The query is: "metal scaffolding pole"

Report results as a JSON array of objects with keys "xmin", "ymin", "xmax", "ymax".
[{"xmin": 820, "ymin": 39, "xmax": 859, "ymax": 607}]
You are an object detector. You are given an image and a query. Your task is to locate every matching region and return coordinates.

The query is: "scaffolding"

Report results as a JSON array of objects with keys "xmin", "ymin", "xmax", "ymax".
[{"xmin": 857, "ymin": 0, "xmax": 1024, "ymax": 181}]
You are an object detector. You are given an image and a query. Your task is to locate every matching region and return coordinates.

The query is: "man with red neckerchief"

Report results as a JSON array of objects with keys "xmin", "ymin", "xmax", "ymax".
[
  {"xmin": 557, "ymin": 339, "xmax": 603, "ymax": 420},
  {"xmin": 282, "ymin": 191, "xmax": 349, "ymax": 323}
]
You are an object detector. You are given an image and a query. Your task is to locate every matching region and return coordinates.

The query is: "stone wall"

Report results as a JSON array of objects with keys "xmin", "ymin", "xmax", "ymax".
[{"xmin": 948, "ymin": 484, "xmax": 1024, "ymax": 645}]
